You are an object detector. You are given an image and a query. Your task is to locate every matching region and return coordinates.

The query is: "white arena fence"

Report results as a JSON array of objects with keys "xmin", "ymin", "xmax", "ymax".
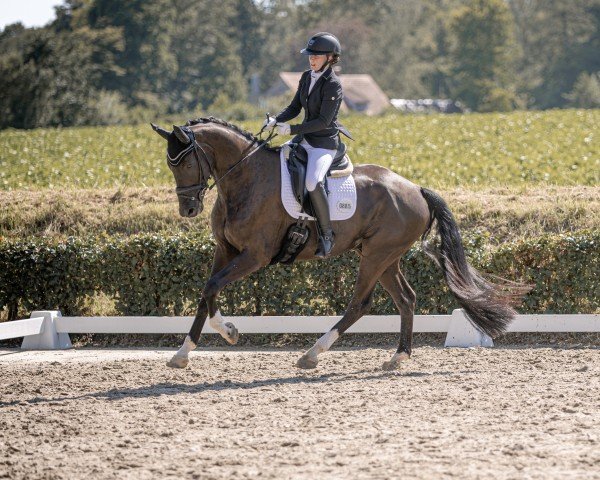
[{"xmin": 1, "ymin": 310, "xmax": 598, "ymax": 350}]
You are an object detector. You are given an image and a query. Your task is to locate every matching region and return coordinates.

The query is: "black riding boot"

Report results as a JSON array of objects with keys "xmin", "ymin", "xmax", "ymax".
[{"xmin": 309, "ymin": 181, "xmax": 335, "ymax": 258}]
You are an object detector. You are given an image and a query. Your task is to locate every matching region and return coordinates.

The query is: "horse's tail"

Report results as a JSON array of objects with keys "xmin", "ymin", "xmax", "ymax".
[{"xmin": 419, "ymin": 187, "xmax": 529, "ymax": 337}]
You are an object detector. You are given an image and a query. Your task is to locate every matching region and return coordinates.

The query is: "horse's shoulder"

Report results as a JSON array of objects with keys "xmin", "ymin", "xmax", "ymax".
[{"xmin": 210, "ymin": 198, "xmax": 226, "ymax": 229}]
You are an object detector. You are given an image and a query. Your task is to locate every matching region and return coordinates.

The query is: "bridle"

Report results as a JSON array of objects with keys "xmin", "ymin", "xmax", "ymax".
[
  {"xmin": 168, "ymin": 120, "xmax": 277, "ymax": 204},
  {"xmin": 167, "ymin": 128, "xmax": 212, "ymax": 203}
]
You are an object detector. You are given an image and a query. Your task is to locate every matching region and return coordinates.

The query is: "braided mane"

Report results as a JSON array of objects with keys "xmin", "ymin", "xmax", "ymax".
[{"xmin": 186, "ymin": 116, "xmax": 279, "ymax": 151}]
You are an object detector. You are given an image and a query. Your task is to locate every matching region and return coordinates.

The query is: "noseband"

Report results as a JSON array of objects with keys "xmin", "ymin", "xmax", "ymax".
[{"xmin": 167, "ymin": 128, "xmax": 212, "ymax": 203}]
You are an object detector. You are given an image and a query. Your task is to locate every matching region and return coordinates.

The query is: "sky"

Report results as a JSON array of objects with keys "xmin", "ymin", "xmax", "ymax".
[{"xmin": 0, "ymin": 0, "xmax": 62, "ymax": 31}]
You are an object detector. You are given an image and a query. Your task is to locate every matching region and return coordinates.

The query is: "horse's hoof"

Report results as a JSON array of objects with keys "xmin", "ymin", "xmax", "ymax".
[
  {"xmin": 382, "ymin": 352, "xmax": 410, "ymax": 371},
  {"xmin": 382, "ymin": 360, "xmax": 400, "ymax": 371},
  {"xmin": 167, "ymin": 355, "xmax": 189, "ymax": 369},
  {"xmin": 223, "ymin": 322, "xmax": 239, "ymax": 345},
  {"xmin": 296, "ymin": 355, "xmax": 318, "ymax": 369}
]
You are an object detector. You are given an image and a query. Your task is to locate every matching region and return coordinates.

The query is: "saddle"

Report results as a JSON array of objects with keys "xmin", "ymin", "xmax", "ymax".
[
  {"xmin": 283, "ymin": 142, "xmax": 354, "ymax": 216},
  {"xmin": 271, "ymin": 142, "xmax": 355, "ymax": 265}
]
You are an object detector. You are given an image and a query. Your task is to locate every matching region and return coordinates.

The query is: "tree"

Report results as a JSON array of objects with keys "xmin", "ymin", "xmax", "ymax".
[
  {"xmin": 86, "ymin": 0, "xmax": 176, "ymax": 110},
  {"xmin": 0, "ymin": 3, "xmax": 124, "ymax": 129},
  {"xmin": 447, "ymin": 0, "xmax": 517, "ymax": 111},
  {"xmin": 168, "ymin": 0, "xmax": 247, "ymax": 111},
  {"xmin": 564, "ymin": 71, "xmax": 600, "ymax": 108},
  {"xmin": 507, "ymin": 0, "xmax": 600, "ymax": 108}
]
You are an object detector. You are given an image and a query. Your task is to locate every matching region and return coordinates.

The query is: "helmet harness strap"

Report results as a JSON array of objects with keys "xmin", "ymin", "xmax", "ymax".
[{"xmin": 317, "ymin": 55, "xmax": 332, "ymax": 73}]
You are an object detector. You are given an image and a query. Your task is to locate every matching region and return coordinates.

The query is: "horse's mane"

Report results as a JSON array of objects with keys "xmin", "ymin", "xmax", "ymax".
[{"xmin": 186, "ymin": 116, "xmax": 279, "ymax": 152}]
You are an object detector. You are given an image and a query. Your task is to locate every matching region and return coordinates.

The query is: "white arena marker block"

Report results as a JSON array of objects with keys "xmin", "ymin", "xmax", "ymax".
[
  {"xmin": 444, "ymin": 309, "xmax": 493, "ymax": 348},
  {"xmin": 21, "ymin": 311, "xmax": 72, "ymax": 350}
]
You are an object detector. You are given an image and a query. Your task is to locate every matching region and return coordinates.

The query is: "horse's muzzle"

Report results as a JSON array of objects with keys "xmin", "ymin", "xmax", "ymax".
[
  {"xmin": 179, "ymin": 199, "xmax": 202, "ymax": 218},
  {"xmin": 175, "ymin": 184, "xmax": 207, "ymax": 218}
]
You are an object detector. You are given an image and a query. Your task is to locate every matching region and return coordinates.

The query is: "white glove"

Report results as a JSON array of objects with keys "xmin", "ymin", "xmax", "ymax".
[
  {"xmin": 277, "ymin": 122, "xmax": 291, "ymax": 135},
  {"xmin": 263, "ymin": 116, "xmax": 277, "ymax": 128}
]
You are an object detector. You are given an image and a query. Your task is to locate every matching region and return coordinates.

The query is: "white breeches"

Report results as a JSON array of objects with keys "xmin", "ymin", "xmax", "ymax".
[{"xmin": 300, "ymin": 139, "xmax": 336, "ymax": 192}]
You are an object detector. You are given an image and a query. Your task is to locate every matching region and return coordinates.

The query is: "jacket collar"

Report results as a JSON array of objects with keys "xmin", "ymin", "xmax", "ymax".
[{"xmin": 306, "ymin": 66, "xmax": 333, "ymax": 98}]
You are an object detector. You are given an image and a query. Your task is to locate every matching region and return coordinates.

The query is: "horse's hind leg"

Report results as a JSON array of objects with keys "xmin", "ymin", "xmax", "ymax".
[
  {"xmin": 297, "ymin": 254, "xmax": 394, "ymax": 369},
  {"xmin": 379, "ymin": 261, "xmax": 416, "ymax": 371}
]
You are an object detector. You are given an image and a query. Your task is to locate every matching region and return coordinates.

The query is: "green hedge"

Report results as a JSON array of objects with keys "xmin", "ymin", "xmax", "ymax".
[{"xmin": 1, "ymin": 231, "xmax": 598, "ymax": 320}]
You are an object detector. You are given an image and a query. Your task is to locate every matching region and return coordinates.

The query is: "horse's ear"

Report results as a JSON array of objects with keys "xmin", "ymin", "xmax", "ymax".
[
  {"xmin": 150, "ymin": 123, "xmax": 170, "ymax": 140},
  {"xmin": 173, "ymin": 125, "xmax": 191, "ymax": 144}
]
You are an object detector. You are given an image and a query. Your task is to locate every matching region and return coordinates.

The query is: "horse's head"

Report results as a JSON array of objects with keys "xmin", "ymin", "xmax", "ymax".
[{"xmin": 151, "ymin": 123, "xmax": 212, "ymax": 218}]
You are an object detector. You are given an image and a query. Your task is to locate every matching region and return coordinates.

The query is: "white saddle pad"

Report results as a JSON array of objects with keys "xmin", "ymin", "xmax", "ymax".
[{"xmin": 279, "ymin": 148, "xmax": 357, "ymax": 221}]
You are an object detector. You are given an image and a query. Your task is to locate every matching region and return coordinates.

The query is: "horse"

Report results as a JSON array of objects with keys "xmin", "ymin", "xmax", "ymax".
[{"xmin": 151, "ymin": 117, "xmax": 526, "ymax": 370}]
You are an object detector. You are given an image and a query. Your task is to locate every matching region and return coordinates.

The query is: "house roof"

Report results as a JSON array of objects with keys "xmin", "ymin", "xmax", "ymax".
[{"xmin": 274, "ymin": 72, "xmax": 390, "ymax": 115}]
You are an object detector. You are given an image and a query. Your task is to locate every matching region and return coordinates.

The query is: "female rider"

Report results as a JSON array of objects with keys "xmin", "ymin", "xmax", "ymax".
[{"xmin": 265, "ymin": 32, "xmax": 347, "ymax": 258}]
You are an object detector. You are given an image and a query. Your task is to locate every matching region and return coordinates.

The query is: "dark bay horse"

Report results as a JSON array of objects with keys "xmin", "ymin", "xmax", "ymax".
[{"xmin": 151, "ymin": 117, "xmax": 525, "ymax": 370}]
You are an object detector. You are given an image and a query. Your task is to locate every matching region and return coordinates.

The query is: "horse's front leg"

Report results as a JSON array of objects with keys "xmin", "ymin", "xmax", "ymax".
[
  {"xmin": 167, "ymin": 244, "xmax": 232, "ymax": 368},
  {"xmin": 167, "ymin": 248, "xmax": 267, "ymax": 368}
]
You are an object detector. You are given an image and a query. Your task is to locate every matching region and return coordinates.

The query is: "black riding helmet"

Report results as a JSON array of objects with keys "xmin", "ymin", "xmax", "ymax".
[{"xmin": 300, "ymin": 32, "xmax": 341, "ymax": 56}]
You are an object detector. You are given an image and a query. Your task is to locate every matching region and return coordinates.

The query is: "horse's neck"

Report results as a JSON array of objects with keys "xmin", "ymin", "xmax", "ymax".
[
  {"xmin": 203, "ymin": 127, "xmax": 249, "ymax": 174},
  {"xmin": 211, "ymin": 135, "xmax": 272, "ymax": 201},
  {"xmin": 197, "ymin": 124, "xmax": 279, "ymax": 205}
]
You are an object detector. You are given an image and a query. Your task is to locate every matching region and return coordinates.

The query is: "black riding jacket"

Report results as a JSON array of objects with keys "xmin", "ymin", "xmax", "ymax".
[{"xmin": 275, "ymin": 66, "xmax": 348, "ymax": 150}]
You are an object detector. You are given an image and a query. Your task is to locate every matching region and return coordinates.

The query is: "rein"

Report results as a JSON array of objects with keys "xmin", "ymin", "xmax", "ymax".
[{"xmin": 168, "ymin": 119, "xmax": 277, "ymax": 202}]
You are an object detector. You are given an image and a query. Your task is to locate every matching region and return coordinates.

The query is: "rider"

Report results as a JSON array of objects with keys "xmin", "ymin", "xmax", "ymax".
[{"xmin": 265, "ymin": 32, "xmax": 346, "ymax": 258}]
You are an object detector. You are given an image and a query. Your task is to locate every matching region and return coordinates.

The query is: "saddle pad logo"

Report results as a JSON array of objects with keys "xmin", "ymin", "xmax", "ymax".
[{"xmin": 336, "ymin": 198, "xmax": 353, "ymax": 212}]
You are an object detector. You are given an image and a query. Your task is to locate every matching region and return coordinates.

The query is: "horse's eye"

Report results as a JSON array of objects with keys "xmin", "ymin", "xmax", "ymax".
[{"xmin": 186, "ymin": 160, "xmax": 192, "ymax": 168}]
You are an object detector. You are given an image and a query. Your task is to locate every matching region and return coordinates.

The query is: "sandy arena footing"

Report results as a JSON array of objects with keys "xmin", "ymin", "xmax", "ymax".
[{"xmin": 0, "ymin": 346, "xmax": 598, "ymax": 479}]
